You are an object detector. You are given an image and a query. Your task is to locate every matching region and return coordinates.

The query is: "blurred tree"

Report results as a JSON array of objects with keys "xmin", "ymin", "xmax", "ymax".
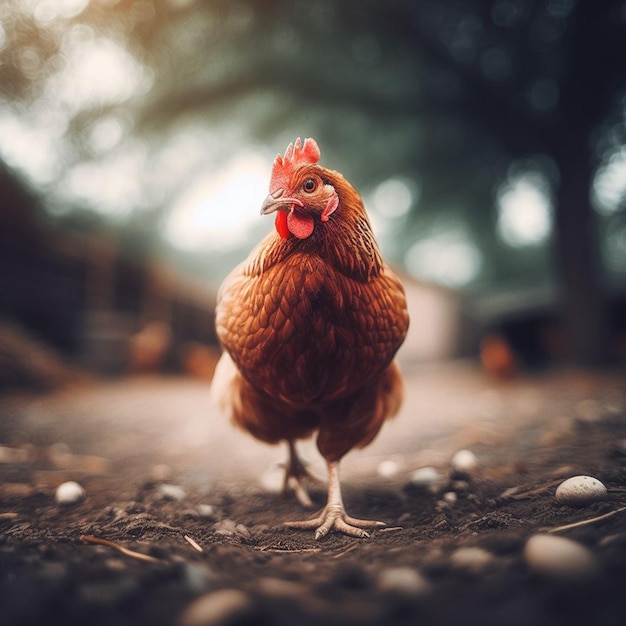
[{"xmin": 0, "ymin": 0, "xmax": 625, "ymax": 365}]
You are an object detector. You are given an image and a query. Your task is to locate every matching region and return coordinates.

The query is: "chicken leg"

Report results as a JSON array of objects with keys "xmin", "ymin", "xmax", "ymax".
[
  {"xmin": 284, "ymin": 461, "xmax": 385, "ymax": 539},
  {"xmin": 282, "ymin": 440, "xmax": 322, "ymax": 508}
]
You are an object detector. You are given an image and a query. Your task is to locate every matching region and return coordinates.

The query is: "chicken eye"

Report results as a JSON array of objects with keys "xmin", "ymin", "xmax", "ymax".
[{"xmin": 302, "ymin": 178, "xmax": 317, "ymax": 193}]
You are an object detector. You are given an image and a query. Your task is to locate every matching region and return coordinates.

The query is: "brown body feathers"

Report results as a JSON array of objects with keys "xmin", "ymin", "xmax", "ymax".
[{"xmin": 214, "ymin": 163, "xmax": 409, "ymax": 463}]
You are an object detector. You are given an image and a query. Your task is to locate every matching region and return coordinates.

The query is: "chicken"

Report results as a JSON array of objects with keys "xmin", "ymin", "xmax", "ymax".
[{"xmin": 212, "ymin": 138, "xmax": 409, "ymax": 539}]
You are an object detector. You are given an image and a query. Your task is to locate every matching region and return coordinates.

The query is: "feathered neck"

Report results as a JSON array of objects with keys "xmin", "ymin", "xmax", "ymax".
[{"xmin": 248, "ymin": 169, "xmax": 383, "ymax": 283}]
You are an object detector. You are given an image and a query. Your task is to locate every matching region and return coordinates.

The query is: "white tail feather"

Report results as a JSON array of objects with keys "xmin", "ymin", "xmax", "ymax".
[{"xmin": 209, "ymin": 352, "xmax": 239, "ymax": 420}]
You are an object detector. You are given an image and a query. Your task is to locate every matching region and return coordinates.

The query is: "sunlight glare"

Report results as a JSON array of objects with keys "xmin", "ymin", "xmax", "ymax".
[
  {"xmin": 28, "ymin": 0, "xmax": 90, "ymax": 23},
  {"xmin": 0, "ymin": 110, "xmax": 66, "ymax": 185},
  {"xmin": 59, "ymin": 142, "xmax": 148, "ymax": 217},
  {"xmin": 405, "ymin": 232, "xmax": 481, "ymax": 287},
  {"xmin": 87, "ymin": 115, "xmax": 125, "ymax": 154},
  {"xmin": 46, "ymin": 33, "xmax": 152, "ymax": 111},
  {"xmin": 593, "ymin": 146, "xmax": 626, "ymax": 216},
  {"xmin": 371, "ymin": 177, "xmax": 414, "ymax": 219},
  {"xmin": 165, "ymin": 152, "xmax": 270, "ymax": 251},
  {"xmin": 496, "ymin": 173, "xmax": 552, "ymax": 247}
]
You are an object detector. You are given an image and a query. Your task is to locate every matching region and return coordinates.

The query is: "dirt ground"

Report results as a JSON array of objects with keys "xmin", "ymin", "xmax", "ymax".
[{"xmin": 1, "ymin": 363, "xmax": 626, "ymax": 626}]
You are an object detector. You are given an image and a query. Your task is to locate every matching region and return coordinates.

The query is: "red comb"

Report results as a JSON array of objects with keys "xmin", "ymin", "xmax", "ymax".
[{"xmin": 269, "ymin": 137, "xmax": 321, "ymax": 193}]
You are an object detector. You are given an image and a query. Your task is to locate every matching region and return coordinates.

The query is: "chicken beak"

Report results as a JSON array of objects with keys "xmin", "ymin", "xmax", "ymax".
[
  {"xmin": 260, "ymin": 190, "xmax": 304, "ymax": 216},
  {"xmin": 260, "ymin": 191, "xmax": 282, "ymax": 216}
]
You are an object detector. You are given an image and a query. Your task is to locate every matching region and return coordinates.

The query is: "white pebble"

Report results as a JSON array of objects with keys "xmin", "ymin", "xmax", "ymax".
[
  {"xmin": 524, "ymin": 534, "xmax": 600, "ymax": 582},
  {"xmin": 555, "ymin": 475, "xmax": 607, "ymax": 506},
  {"xmin": 377, "ymin": 460, "xmax": 400, "ymax": 478},
  {"xmin": 197, "ymin": 504, "xmax": 217, "ymax": 520},
  {"xmin": 158, "ymin": 484, "xmax": 187, "ymax": 501},
  {"xmin": 213, "ymin": 519, "xmax": 250, "ymax": 539},
  {"xmin": 449, "ymin": 547, "xmax": 494, "ymax": 574},
  {"xmin": 55, "ymin": 481, "xmax": 85, "ymax": 505},
  {"xmin": 377, "ymin": 567, "xmax": 430, "ymax": 596},
  {"xmin": 409, "ymin": 466, "xmax": 442, "ymax": 487},
  {"xmin": 443, "ymin": 491, "xmax": 458, "ymax": 505},
  {"xmin": 451, "ymin": 449, "xmax": 478, "ymax": 473},
  {"xmin": 179, "ymin": 589, "xmax": 253, "ymax": 626}
]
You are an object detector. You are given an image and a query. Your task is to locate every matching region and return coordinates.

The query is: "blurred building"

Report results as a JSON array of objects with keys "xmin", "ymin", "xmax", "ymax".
[
  {"xmin": 0, "ymin": 166, "xmax": 217, "ymax": 382},
  {"xmin": 399, "ymin": 277, "xmax": 473, "ymax": 365}
]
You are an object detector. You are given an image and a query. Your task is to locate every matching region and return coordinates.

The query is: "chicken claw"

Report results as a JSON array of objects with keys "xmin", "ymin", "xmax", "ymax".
[
  {"xmin": 285, "ymin": 504, "xmax": 385, "ymax": 539},
  {"xmin": 284, "ymin": 461, "xmax": 385, "ymax": 539}
]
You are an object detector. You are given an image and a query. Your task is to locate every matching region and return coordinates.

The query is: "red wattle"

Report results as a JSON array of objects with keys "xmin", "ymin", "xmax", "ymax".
[
  {"xmin": 287, "ymin": 211, "xmax": 315, "ymax": 239},
  {"xmin": 275, "ymin": 211, "xmax": 290, "ymax": 239}
]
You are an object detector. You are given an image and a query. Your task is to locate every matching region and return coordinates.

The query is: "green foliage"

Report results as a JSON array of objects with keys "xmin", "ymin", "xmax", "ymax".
[{"xmin": 0, "ymin": 0, "xmax": 625, "ymax": 299}]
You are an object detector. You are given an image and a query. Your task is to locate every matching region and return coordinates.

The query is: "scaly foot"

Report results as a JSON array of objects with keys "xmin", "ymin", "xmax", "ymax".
[
  {"xmin": 284, "ymin": 503, "xmax": 386, "ymax": 539},
  {"xmin": 282, "ymin": 441, "xmax": 324, "ymax": 508}
]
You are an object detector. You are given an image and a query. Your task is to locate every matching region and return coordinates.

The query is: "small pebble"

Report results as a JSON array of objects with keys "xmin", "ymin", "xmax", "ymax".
[
  {"xmin": 178, "ymin": 589, "xmax": 254, "ymax": 626},
  {"xmin": 197, "ymin": 504, "xmax": 217, "ymax": 520},
  {"xmin": 55, "ymin": 481, "xmax": 85, "ymax": 505},
  {"xmin": 182, "ymin": 563, "xmax": 216, "ymax": 594},
  {"xmin": 377, "ymin": 459, "xmax": 400, "ymax": 478},
  {"xmin": 555, "ymin": 475, "xmax": 607, "ymax": 507},
  {"xmin": 377, "ymin": 567, "xmax": 430, "ymax": 596},
  {"xmin": 451, "ymin": 449, "xmax": 478, "ymax": 474},
  {"xmin": 235, "ymin": 524, "xmax": 251, "ymax": 539},
  {"xmin": 451, "ymin": 480, "xmax": 470, "ymax": 492},
  {"xmin": 158, "ymin": 484, "xmax": 187, "ymax": 501},
  {"xmin": 443, "ymin": 492, "xmax": 458, "ymax": 505},
  {"xmin": 257, "ymin": 577, "xmax": 308, "ymax": 599},
  {"xmin": 449, "ymin": 546, "xmax": 494, "ymax": 574},
  {"xmin": 409, "ymin": 466, "xmax": 442, "ymax": 487},
  {"xmin": 213, "ymin": 519, "xmax": 250, "ymax": 539},
  {"xmin": 523, "ymin": 534, "xmax": 600, "ymax": 582}
]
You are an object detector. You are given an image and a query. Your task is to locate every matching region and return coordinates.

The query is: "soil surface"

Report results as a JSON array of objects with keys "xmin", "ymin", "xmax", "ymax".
[{"xmin": 1, "ymin": 363, "xmax": 626, "ymax": 626}]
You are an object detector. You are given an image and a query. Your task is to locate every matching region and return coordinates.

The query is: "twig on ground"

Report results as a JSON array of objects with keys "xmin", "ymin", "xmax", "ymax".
[
  {"xmin": 184, "ymin": 534, "xmax": 203, "ymax": 552},
  {"xmin": 80, "ymin": 534, "xmax": 161, "ymax": 563},
  {"xmin": 499, "ymin": 480, "xmax": 562, "ymax": 501},
  {"xmin": 256, "ymin": 545, "xmax": 322, "ymax": 553},
  {"xmin": 332, "ymin": 542, "xmax": 360, "ymax": 559},
  {"xmin": 546, "ymin": 506, "xmax": 626, "ymax": 533}
]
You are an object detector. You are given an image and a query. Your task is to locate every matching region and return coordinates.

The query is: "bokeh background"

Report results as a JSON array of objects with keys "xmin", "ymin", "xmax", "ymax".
[{"xmin": 1, "ymin": 0, "xmax": 625, "ymax": 389}]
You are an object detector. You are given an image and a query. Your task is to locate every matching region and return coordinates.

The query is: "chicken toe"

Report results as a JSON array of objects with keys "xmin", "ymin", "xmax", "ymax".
[
  {"xmin": 284, "ymin": 460, "xmax": 385, "ymax": 539},
  {"xmin": 281, "ymin": 441, "xmax": 324, "ymax": 508},
  {"xmin": 285, "ymin": 503, "xmax": 385, "ymax": 539}
]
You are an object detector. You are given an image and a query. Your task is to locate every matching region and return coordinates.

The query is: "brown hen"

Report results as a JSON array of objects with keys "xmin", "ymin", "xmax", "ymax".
[{"xmin": 212, "ymin": 138, "xmax": 409, "ymax": 538}]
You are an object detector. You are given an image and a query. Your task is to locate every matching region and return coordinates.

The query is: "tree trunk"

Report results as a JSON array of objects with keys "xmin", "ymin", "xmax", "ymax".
[
  {"xmin": 553, "ymin": 144, "xmax": 608, "ymax": 365},
  {"xmin": 551, "ymin": 3, "xmax": 611, "ymax": 366}
]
